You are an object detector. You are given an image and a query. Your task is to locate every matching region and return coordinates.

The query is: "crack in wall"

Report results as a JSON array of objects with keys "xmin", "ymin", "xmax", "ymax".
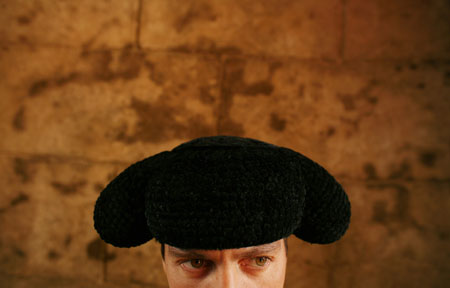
[
  {"xmin": 339, "ymin": 0, "xmax": 348, "ymax": 61},
  {"xmin": 135, "ymin": 0, "xmax": 144, "ymax": 49}
]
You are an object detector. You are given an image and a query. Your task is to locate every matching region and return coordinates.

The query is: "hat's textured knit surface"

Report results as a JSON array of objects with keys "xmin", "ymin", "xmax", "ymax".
[{"xmin": 94, "ymin": 135, "xmax": 351, "ymax": 249}]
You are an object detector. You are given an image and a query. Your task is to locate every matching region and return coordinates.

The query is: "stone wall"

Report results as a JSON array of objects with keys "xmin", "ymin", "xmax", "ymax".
[{"xmin": 0, "ymin": 0, "xmax": 449, "ymax": 287}]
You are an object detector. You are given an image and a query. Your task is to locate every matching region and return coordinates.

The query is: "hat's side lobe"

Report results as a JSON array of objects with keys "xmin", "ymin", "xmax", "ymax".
[{"xmin": 93, "ymin": 151, "xmax": 170, "ymax": 247}]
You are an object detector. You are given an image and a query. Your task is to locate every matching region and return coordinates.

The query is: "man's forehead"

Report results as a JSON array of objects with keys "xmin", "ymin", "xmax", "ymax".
[{"xmin": 167, "ymin": 240, "xmax": 283, "ymax": 256}]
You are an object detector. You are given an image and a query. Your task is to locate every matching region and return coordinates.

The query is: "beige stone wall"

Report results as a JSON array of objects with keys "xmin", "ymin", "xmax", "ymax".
[{"xmin": 0, "ymin": 0, "xmax": 449, "ymax": 287}]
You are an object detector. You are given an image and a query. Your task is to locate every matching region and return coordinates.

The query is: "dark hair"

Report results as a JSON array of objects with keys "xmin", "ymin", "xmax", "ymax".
[{"xmin": 161, "ymin": 238, "xmax": 288, "ymax": 260}]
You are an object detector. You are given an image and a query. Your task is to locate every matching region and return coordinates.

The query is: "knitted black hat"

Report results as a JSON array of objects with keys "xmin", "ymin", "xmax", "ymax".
[{"xmin": 94, "ymin": 135, "xmax": 351, "ymax": 250}]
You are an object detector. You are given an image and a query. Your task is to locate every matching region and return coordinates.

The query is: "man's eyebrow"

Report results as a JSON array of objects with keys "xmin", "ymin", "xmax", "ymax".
[
  {"xmin": 166, "ymin": 241, "xmax": 282, "ymax": 259},
  {"xmin": 237, "ymin": 241, "xmax": 282, "ymax": 258},
  {"xmin": 167, "ymin": 246, "xmax": 206, "ymax": 259}
]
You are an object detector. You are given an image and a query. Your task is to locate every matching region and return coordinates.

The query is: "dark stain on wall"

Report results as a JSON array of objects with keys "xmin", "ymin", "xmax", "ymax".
[
  {"xmin": 106, "ymin": 171, "xmax": 119, "ymax": 182},
  {"xmin": 54, "ymin": 72, "xmax": 80, "ymax": 87},
  {"xmin": 297, "ymin": 84, "xmax": 305, "ymax": 98},
  {"xmin": 13, "ymin": 246, "xmax": 26, "ymax": 258},
  {"xmin": 418, "ymin": 150, "xmax": 437, "ymax": 167},
  {"xmin": 423, "ymin": 59, "xmax": 439, "ymax": 68},
  {"xmin": 116, "ymin": 97, "xmax": 215, "ymax": 144},
  {"xmin": 0, "ymin": 192, "xmax": 29, "ymax": 214},
  {"xmin": 218, "ymin": 57, "xmax": 279, "ymax": 135},
  {"xmin": 340, "ymin": 117, "xmax": 359, "ymax": 136},
  {"xmin": 222, "ymin": 58, "xmax": 275, "ymax": 97},
  {"xmin": 174, "ymin": 2, "xmax": 217, "ymax": 33},
  {"xmin": 199, "ymin": 86, "xmax": 216, "ymax": 104},
  {"xmin": 27, "ymin": 45, "xmax": 147, "ymax": 97},
  {"xmin": 325, "ymin": 126, "xmax": 336, "ymax": 137},
  {"xmin": 319, "ymin": 126, "xmax": 336, "ymax": 138},
  {"xmin": 242, "ymin": 81, "xmax": 274, "ymax": 96},
  {"xmin": 12, "ymin": 106, "xmax": 26, "ymax": 131},
  {"xmin": 13, "ymin": 158, "xmax": 31, "ymax": 183},
  {"xmin": 17, "ymin": 15, "xmax": 32, "ymax": 25},
  {"xmin": 144, "ymin": 61, "xmax": 166, "ymax": 85},
  {"xmin": 84, "ymin": 50, "xmax": 114, "ymax": 81},
  {"xmin": 217, "ymin": 58, "xmax": 245, "ymax": 135},
  {"xmin": 269, "ymin": 112, "xmax": 287, "ymax": 131},
  {"xmin": 309, "ymin": 82, "xmax": 323, "ymax": 101},
  {"xmin": 336, "ymin": 79, "xmax": 379, "ymax": 112},
  {"xmin": 51, "ymin": 180, "xmax": 87, "ymax": 195},
  {"xmin": 337, "ymin": 94, "xmax": 355, "ymax": 111},
  {"xmin": 388, "ymin": 160, "xmax": 412, "ymax": 179},
  {"xmin": 116, "ymin": 46, "xmax": 145, "ymax": 80},
  {"xmin": 368, "ymin": 183, "xmax": 410, "ymax": 226},
  {"xmin": 10, "ymin": 193, "xmax": 29, "ymax": 206},
  {"xmin": 395, "ymin": 186, "xmax": 410, "ymax": 220},
  {"xmin": 85, "ymin": 45, "xmax": 145, "ymax": 82},
  {"xmin": 269, "ymin": 61, "xmax": 283, "ymax": 75},
  {"xmin": 444, "ymin": 71, "xmax": 450, "ymax": 86},
  {"xmin": 47, "ymin": 249, "xmax": 61, "ymax": 260},
  {"xmin": 372, "ymin": 200, "xmax": 387, "ymax": 223},
  {"xmin": 336, "ymin": 80, "xmax": 380, "ymax": 137},
  {"xmin": 93, "ymin": 182, "xmax": 105, "ymax": 192},
  {"xmin": 437, "ymin": 231, "xmax": 448, "ymax": 241},
  {"xmin": 86, "ymin": 237, "xmax": 116, "ymax": 262},
  {"xmin": 409, "ymin": 63, "xmax": 418, "ymax": 70},
  {"xmin": 416, "ymin": 82, "xmax": 426, "ymax": 89},
  {"xmin": 64, "ymin": 234, "xmax": 73, "ymax": 247},
  {"xmin": 217, "ymin": 117, "xmax": 245, "ymax": 136},
  {"xmin": 18, "ymin": 35, "xmax": 31, "ymax": 46},
  {"xmin": 29, "ymin": 80, "xmax": 49, "ymax": 97},
  {"xmin": 363, "ymin": 163, "xmax": 378, "ymax": 180},
  {"xmin": 169, "ymin": 38, "xmax": 242, "ymax": 55}
]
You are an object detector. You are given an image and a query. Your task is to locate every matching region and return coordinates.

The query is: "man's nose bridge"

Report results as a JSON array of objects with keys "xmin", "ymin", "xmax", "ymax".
[{"xmin": 216, "ymin": 261, "xmax": 239, "ymax": 288}]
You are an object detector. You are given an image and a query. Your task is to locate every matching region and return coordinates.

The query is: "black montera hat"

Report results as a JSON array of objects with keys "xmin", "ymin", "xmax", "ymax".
[{"xmin": 93, "ymin": 135, "xmax": 351, "ymax": 250}]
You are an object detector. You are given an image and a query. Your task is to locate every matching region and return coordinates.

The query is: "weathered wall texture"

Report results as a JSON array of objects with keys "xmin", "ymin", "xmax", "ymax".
[{"xmin": 0, "ymin": 0, "xmax": 449, "ymax": 287}]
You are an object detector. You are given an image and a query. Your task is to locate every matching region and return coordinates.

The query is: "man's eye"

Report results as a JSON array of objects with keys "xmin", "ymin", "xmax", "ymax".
[
  {"xmin": 254, "ymin": 256, "xmax": 268, "ymax": 266},
  {"xmin": 186, "ymin": 259, "xmax": 206, "ymax": 269}
]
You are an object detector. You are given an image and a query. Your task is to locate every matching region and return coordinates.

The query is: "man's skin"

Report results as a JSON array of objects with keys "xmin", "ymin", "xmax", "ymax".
[{"xmin": 161, "ymin": 239, "xmax": 287, "ymax": 288}]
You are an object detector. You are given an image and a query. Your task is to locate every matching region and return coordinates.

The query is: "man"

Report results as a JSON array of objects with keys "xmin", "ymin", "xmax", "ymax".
[
  {"xmin": 160, "ymin": 239, "xmax": 288, "ymax": 287},
  {"xmin": 94, "ymin": 135, "xmax": 351, "ymax": 287}
]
